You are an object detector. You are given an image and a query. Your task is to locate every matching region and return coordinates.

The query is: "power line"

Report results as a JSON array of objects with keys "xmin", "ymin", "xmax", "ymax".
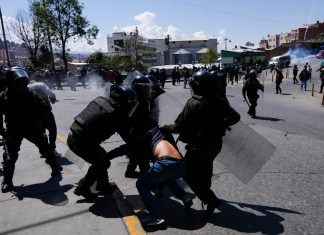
[{"xmin": 174, "ymin": 0, "xmax": 304, "ymax": 25}]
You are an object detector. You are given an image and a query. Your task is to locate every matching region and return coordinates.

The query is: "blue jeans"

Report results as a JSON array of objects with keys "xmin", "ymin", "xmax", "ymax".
[
  {"xmin": 136, "ymin": 159, "xmax": 187, "ymax": 217},
  {"xmin": 300, "ymin": 80, "xmax": 307, "ymax": 90}
]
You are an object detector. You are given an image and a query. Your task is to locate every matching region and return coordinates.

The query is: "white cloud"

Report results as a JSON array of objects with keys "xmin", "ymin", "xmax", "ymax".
[
  {"xmin": 4, "ymin": 11, "xmax": 226, "ymax": 53},
  {"xmin": 67, "ymin": 33, "xmax": 107, "ymax": 54}
]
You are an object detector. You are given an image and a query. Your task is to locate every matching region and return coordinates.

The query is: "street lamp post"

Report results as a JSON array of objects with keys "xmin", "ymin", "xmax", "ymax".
[{"xmin": 224, "ymin": 38, "xmax": 231, "ymax": 50}]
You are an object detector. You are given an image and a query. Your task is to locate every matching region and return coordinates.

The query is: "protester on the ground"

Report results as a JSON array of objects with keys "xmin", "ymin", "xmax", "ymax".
[{"xmin": 107, "ymin": 126, "xmax": 193, "ymax": 228}]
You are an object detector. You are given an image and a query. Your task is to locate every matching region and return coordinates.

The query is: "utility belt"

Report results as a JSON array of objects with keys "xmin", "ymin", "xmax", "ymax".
[{"xmin": 157, "ymin": 157, "xmax": 184, "ymax": 163}]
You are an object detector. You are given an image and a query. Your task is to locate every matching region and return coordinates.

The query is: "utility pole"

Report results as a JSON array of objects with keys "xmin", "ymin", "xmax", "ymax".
[
  {"xmin": 165, "ymin": 34, "xmax": 171, "ymax": 65},
  {"xmin": 0, "ymin": 7, "xmax": 11, "ymax": 67},
  {"xmin": 42, "ymin": 0, "xmax": 55, "ymax": 70}
]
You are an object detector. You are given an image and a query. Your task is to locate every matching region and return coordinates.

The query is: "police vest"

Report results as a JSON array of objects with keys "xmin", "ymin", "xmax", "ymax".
[{"xmin": 74, "ymin": 96, "xmax": 116, "ymax": 131}]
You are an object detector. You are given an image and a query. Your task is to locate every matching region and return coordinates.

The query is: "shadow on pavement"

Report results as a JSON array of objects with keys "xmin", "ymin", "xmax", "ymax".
[
  {"xmin": 13, "ymin": 175, "xmax": 73, "ymax": 206},
  {"xmin": 89, "ymin": 194, "xmax": 123, "ymax": 218},
  {"xmin": 207, "ymin": 200, "xmax": 303, "ymax": 234},
  {"xmin": 253, "ymin": 116, "xmax": 285, "ymax": 122},
  {"xmin": 134, "ymin": 196, "xmax": 303, "ymax": 234},
  {"xmin": 58, "ymin": 156, "xmax": 75, "ymax": 166}
]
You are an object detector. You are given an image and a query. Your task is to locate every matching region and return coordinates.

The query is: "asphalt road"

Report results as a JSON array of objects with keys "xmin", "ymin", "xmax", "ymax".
[
  {"xmin": 1, "ymin": 55, "xmax": 323, "ymax": 235},
  {"xmin": 52, "ymin": 56, "xmax": 324, "ymax": 235}
]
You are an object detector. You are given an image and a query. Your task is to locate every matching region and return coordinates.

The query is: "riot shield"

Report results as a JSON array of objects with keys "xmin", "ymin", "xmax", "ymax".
[
  {"xmin": 158, "ymin": 91, "xmax": 276, "ymax": 184},
  {"xmin": 218, "ymin": 121, "xmax": 276, "ymax": 184}
]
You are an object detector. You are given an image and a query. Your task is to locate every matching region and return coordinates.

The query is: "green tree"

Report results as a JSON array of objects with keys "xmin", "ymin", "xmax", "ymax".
[
  {"xmin": 85, "ymin": 51, "xmax": 110, "ymax": 71},
  {"xmin": 121, "ymin": 27, "xmax": 154, "ymax": 71},
  {"xmin": 34, "ymin": 0, "xmax": 98, "ymax": 71},
  {"xmin": 199, "ymin": 48, "xmax": 218, "ymax": 67},
  {"xmin": 39, "ymin": 45, "xmax": 51, "ymax": 64},
  {"xmin": 9, "ymin": 1, "xmax": 46, "ymax": 67}
]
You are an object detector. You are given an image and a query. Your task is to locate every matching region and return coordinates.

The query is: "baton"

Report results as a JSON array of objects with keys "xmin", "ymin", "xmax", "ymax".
[{"xmin": 243, "ymin": 97, "xmax": 250, "ymax": 108}]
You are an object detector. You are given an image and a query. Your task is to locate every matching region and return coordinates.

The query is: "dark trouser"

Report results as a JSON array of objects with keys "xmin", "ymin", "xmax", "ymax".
[
  {"xmin": 125, "ymin": 156, "xmax": 150, "ymax": 174},
  {"xmin": 183, "ymin": 140, "xmax": 222, "ymax": 205},
  {"xmin": 160, "ymin": 78, "xmax": 166, "ymax": 88},
  {"xmin": 320, "ymin": 82, "xmax": 324, "ymax": 93},
  {"xmin": 2, "ymin": 129, "xmax": 60, "ymax": 185},
  {"xmin": 67, "ymin": 132, "xmax": 111, "ymax": 188},
  {"xmin": 293, "ymin": 74, "xmax": 298, "ymax": 83},
  {"xmin": 276, "ymin": 83, "xmax": 282, "ymax": 94},
  {"xmin": 44, "ymin": 112, "xmax": 57, "ymax": 151},
  {"xmin": 247, "ymin": 95, "xmax": 258, "ymax": 117}
]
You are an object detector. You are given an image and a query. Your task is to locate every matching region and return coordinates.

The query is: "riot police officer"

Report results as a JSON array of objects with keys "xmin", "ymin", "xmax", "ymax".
[
  {"xmin": 242, "ymin": 69, "xmax": 264, "ymax": 118},
  {"xmin": 123, "ymin": 72, "xmax": 164, "ymax": 178},
  {"xmin": 160, "ymin": 70, "xmax": 240, "ymax": 217},
  {"xmin": 67, "ymin": 84, "xmax": 139, "ymax": 200},
  {"xmin": 0, "ymin": 67, "xmax": 62, "ymax": 193}
]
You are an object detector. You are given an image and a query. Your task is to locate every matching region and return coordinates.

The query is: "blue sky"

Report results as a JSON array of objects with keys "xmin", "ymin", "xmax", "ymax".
[{"xmin": 1, "ymin": 0, "xmax": 323, "ymax": 53}]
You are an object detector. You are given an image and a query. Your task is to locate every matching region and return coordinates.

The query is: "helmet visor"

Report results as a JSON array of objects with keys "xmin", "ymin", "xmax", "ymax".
[{"xmin": 126, "ymin": 99, "xmax": 139, "ymax": 117}]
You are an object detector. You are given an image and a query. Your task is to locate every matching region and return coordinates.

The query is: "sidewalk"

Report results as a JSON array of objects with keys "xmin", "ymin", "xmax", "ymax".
[{"xmin": 0, "ymin": 136, "xmax": 145, "ymax": 235}]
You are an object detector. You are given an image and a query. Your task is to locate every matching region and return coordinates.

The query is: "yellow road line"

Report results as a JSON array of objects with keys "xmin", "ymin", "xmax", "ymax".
[
  {"xmin": 56, "ymin": 134, "xmax": 67, "ymax": 145},
  {"xmin": 55, "ymin": 133, "xmax": 146, "ymax": 235}
]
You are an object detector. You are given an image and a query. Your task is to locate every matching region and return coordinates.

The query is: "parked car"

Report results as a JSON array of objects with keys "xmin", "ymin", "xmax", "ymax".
[
  {"xmin": 268, "ymin": 55, "xmax": 291, "ymax": 68},
  {"xmin": 315, "ymin": 50, "xmax": 324, "ymax": 59}
]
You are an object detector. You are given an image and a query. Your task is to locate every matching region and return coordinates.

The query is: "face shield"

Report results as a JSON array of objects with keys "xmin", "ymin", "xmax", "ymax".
[
  {"xmin": 110, "ymin": 84, "xmax": 139, "ymax": 118},
  {"xmin": 125, "ymin": 96, "xmax": 139, "ymax": 117},
  {"xmin": 6, "ymin": 67, "xmax": 29, "ymax": 88}
]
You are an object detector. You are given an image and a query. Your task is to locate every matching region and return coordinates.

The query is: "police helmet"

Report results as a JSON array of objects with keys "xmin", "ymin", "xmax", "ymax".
[
  {"xmin": 211, "ymin": 64, "xmax": 218, "ymax": 71},
  {"xmin": 131, "ymin": 75, "xmax": 152, "ymax": 101},
  {"xmin": 209, "ymin": 70, "xmax": 218, "ymax": 79},
  {"xmin": 5, "ymin": 67, "xmax": 29, "ymax": 88},
  {"xmin": 145, "ymin": 74, "xmax": 157, "ymax": 86},
  {"xmin": 248, "ymin": 69, "xmax": 257, "ymax": 79},
  {"xmin": 189, "ymin": 70, "xmax": 215, "ymax": 95},
  {"xmin": 110, "ymin": 85, "xmax": 139, "ymax": 117}
]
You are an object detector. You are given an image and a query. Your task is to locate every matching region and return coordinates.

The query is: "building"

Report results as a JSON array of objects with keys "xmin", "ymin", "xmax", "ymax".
[
  {"xmin": 106, "ymin": 32, "xmax": 218, "ymax": 67},
  {"xmin": 220, "ymin": 48, "xmax": 266, "ymax": 67},
  {"xmin": 0, "ymin": 49, "xmax": 14, "ymax": 66},
  {"xmin": 164, "ymin": 38, "xmax": 218, "ymax": 66},
  {"xmin": 107, "ymin": 31, "xmax": 157, "ymax": 67},
  {"xmin": 260, "ymin": 21, "xmax": 324, "ymax": 50}
]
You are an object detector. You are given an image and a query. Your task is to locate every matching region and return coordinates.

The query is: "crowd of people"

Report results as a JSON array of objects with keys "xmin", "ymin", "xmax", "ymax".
[
  {"xmin": 0, "ymin": 65, "xmax": 241, "ymax": 230},
  {"xmin": 0, "ymin": 59, "xmax": 323, "ymax": 230}
]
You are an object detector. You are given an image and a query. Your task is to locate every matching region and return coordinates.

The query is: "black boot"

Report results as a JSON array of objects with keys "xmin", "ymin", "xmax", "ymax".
[
  {"xmin": 45, "ymin": 152, "xmax": 63, "ymax": 176},
  {"xmin": 203, "ymin": 197, "xmax": 222, "ymax": 218},
  {"xmin": 74, "ymin": 185, "xmax": 97, "ymax": 200},
  {"xmin": 2, "ymin": 162, "xmax": 15, "ymax": 193},
  {"xmin": 74, "ymin": 178, "xmax": 97, "ymax": 200},
  {"xmin": 95, "ymin": 182, "xmax": 117, "ymax": 194}
]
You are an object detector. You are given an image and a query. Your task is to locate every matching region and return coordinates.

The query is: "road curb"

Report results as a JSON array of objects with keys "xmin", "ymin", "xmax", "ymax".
[
  {"xmin": 110, "ymin": 182, "xmax": 146, "ymax": 235},
  {"xmin": 56, "ymin": 134, "xmax": 146, "ymax": 235}
]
